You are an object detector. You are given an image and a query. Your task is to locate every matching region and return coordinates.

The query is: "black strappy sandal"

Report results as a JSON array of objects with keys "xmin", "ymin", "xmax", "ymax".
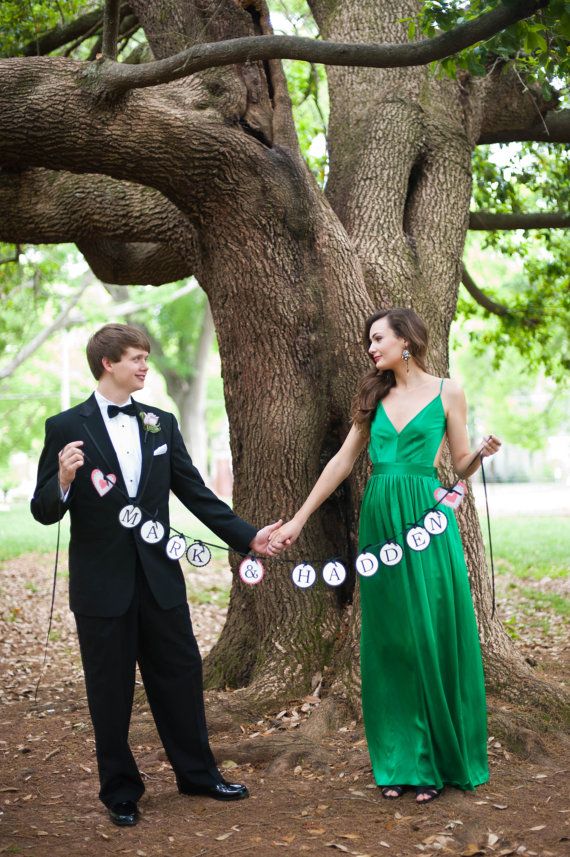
[
  {"xmin": 380, "ymin": 785, "xmax": 405, "ymax": 799},
  {"xmin": 415, "ymin": 786, "xmax": 441, "ymax": 804}
]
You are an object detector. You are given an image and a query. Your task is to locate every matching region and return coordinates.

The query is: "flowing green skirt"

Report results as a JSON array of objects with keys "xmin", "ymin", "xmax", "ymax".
[{"xmin": 359, "ymin": 468, "xmax": 489, "ymax": 790}]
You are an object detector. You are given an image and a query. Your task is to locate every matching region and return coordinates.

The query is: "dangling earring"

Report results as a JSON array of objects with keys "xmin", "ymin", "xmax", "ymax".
[{"xmin": 402, "ymin": 348, "xmax": 410, "ymax": 373}]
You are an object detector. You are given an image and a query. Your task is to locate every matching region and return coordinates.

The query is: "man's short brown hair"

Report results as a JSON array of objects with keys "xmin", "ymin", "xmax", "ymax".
[{"xmin": 86, "ymin": 324, "xmax": 151, "ymax": 380}]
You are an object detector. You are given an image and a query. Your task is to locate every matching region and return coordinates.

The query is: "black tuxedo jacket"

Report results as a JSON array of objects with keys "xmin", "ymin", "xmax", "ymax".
[{"xmin": 31, "ymin": 394, "xmax": 256, "ymax": 617}]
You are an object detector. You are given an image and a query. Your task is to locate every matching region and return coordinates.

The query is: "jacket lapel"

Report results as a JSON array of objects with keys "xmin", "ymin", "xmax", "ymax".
[
  {"xmin": 133, "ymin": 400, "xmax": 156, "ymax": 502},
  {"xmin": 79, "ymin": 394, "xmax": 129, "ymax": 495}
]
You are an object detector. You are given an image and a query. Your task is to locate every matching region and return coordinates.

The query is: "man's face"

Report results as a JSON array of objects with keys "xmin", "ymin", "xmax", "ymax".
[{"xmin": 103, "ymin": 347, "xmax": 149, "ymax": 393}]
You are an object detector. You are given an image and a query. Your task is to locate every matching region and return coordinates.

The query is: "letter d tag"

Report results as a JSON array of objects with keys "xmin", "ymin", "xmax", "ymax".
[
  {"xmin": 355, "ymin": 552, "xmax": 378, "ymax": 577},
  {"xmin": 239, "ymin": 557, "xmax": 265, "ymax": 585},
  {"xmin": 379, "ymin": 542, "xmax": 403, "ymax": 567}
]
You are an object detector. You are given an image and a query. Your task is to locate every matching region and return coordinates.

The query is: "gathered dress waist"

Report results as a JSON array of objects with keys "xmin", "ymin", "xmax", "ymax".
[{"xmin": 372, "ymin": 462, "xmax": 437, "ymax": 479}]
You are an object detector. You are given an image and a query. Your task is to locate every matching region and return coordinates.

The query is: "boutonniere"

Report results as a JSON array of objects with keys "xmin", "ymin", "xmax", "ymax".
[{"xmin": 139, "ymin": 411, "xmax": 161, "ymax": 443}]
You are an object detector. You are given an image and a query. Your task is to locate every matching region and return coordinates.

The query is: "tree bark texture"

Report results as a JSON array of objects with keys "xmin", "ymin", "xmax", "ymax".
[{"xmin": 0, "ymin": 0, "xmax": 565, "ymax": 714}]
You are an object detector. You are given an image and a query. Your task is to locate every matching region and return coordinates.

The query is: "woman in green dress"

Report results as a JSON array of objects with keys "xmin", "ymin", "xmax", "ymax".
[{"xmin": 270, "ymin": 308, "xmax": 501, "ymax": 804}]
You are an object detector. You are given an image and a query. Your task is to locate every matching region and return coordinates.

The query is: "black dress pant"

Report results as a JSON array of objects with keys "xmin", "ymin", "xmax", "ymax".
[{"xmin": 74, "ymin": 562, "xmax": 220, "ymax": 807}]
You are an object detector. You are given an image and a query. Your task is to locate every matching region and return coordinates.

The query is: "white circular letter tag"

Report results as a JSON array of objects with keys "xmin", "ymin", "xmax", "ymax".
[
  {"xmin": 119, "ymin": 504, "xmax": 142, "ymax": 529},
  {"xmin": 355, "ymin": 552, "xmax": 379, "ymax": 577},
  {"xmin": 239, "ymin": 557, "xmax": 265, "ymax": 585},
  {"xmin": 424, "ymin": 510, "xmax": 448, "ymax": 536},
  {"xmin": 186, "ymin": 541, "xmax": 212, "ymax": 567},
  {"xmin": 406, "ymin": 526, "xmax": 430, "ymax": 551},
  {"xmin": 291, "ymin": 563, "xmax": 316, "ymax": 589},
  {"xmin": 140, "ymin": 520, "xmax": 165, "ymax": 544},
  {"xmin": 322, "ymin": 561, "xmax": 347, "ymax": 587},
  {"xmin": 165, "ymin": 535, "xmax": 187, "ymax": 561},
  {"xmin": 379, "ymin": 542, "xmax": 403, "ymax": 567}
]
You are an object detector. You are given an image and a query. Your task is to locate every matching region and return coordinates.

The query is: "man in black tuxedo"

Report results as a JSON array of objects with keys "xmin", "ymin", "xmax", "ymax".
[{"xmin": 31, "ymin": 323, "xmax": 282, "ymax": 826}]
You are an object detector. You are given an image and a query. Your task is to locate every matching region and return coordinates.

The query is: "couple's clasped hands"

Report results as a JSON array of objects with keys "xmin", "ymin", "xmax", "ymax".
[{"xmin": 249, "ymin": 519, "xmax": 301, "ymax": 557}]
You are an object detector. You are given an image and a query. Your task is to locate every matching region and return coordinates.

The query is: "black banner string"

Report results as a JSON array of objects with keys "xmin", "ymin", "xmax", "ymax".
[
  {"xmin": 35, "ymin": 445, "xmax": 495, "ymax": 697},
  {"xmin": 34, "ymin": 491, "xmax": 62, "ymax": 702}
]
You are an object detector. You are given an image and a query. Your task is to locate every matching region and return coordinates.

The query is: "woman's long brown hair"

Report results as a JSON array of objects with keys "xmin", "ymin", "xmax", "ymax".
[{"xmin": 351, "ymin": 308, "xmax": 429, "ymax": 437}]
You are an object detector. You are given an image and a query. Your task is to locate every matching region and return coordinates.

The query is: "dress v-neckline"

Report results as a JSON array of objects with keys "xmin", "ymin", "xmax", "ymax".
[{"xmin": 381, "ymin": 392, "xmax": 443, "ymax": 436}]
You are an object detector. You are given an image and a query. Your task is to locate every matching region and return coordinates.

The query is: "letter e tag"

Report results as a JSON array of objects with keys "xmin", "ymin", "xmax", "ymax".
[{"xmin": 406, "ymin": 526, "xmax": 430, "ymax": 551}]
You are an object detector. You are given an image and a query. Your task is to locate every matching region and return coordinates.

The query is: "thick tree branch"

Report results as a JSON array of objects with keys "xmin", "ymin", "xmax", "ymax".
[
  {"xmin": 91, "ymin": 0, "xmax": 548, "ymax": 95},
  {"xmin": 469, "ymin": 211, "xmax": 570, "ymax": 230},
  {"xmin": 102, "ymin": 0, "xmax": 122, "ymax": 60},
  {"xmin": 78, "ymin": 238, "xmax": 194, "ymax": 285},
  {"xmin": 478, "ymin": 109, "xmax": 570, "ymax": 144},
  {"xmin": 23, "ymin": 9, "xmax": 103, "ymax": 57},
  {"xmin": 0, "ymin": 168, "xmax": 196, "ymax": 252},
  {"xmin": 461, "ymin": 265, "xmax": 512, "ymax": 317}
]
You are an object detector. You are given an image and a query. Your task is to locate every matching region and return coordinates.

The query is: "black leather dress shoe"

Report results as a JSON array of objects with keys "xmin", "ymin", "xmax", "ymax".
[
  {"xmin": 108, "ymin": 800, "xmax": 139, "ymax": 826},
  {"xmin": 178, "ymin": 780, "xmax": 249, "ymax": 801}
]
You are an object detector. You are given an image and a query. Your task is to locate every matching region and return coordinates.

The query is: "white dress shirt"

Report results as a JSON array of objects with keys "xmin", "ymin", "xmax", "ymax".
[{"xmin": 94, "ymin": 391, "xmax": 142, "ymax": 498}]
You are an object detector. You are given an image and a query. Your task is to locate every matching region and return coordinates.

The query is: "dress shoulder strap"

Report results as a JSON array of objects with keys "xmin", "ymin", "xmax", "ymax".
[{"xmin": 439, "ymin": 377, "xmax": 445, "ymax": 394}]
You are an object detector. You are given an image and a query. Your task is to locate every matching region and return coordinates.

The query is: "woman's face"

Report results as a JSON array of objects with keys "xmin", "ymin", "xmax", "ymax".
[{"xmin": 368, "ymin": 317, "xmax": 407, "ymax": 371}]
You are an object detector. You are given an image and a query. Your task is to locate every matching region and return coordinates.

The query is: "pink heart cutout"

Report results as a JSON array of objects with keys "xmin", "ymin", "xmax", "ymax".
[
  {"xmin": 91, "ymin": 469, "xmax": 117, "ymax": 497},
  {"xmin": 434, "ymin": 480, "xmax": 466, "ymax": 510}
]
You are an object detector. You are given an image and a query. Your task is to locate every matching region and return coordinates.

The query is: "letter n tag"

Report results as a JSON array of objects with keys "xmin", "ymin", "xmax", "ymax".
[{"xmin": 424, "ymin": 510, "xmax": 448, "ymax": 536}]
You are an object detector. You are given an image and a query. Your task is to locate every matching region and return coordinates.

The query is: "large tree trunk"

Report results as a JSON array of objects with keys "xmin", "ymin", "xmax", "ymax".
[
  {"xmin": 0, "ymin": 0, "xmax": 565, "ymax": 717},
  {"xmin": 308, "ymin": 0, "xmax": 560, "ymax": 713}
]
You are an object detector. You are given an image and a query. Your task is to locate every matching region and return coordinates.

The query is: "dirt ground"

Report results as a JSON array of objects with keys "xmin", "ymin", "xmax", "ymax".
[{"xmin": 1, "ymin": 553, "xmax": 569, "ymax": 857}]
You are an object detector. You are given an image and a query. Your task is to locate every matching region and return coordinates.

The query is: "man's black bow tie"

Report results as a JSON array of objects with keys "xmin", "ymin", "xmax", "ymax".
[{"xmin": 107, "ymin": 403, "xmax": 137, "ymax": 418}]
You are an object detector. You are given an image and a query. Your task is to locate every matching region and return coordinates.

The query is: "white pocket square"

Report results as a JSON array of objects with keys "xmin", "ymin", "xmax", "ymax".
[{"xmin": 153, "ymin": 444, "xmax": 168, "ymax": 456}]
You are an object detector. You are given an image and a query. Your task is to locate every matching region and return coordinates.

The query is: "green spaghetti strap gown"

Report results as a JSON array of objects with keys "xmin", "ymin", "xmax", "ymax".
[{"xmin": 358, "ymin": 379, "xmax": 489, "ymax": 791}]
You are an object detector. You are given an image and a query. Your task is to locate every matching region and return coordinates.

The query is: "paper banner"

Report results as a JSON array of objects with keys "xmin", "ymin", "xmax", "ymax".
[
  {"xmin": 406, "ymin": 526, "xmax": 430, "ymax": 552},
  {"xmin": 379, "ymin": 542, "xmax": 403, "ymax": 567},
  {"xmin": 322, "ymin": 561, "xmax": 347, "ymax": 586},
  {"xmin": 291, "ymin": 563, "xmax": 317, "ymax": 589},
  {"xmin": 119, "ymin": 504, "xmax": 143, "ymax": 529},
  {"xmin": 186, "ymin": 541, "xmax": 212, "ymax": 567},
  {"xmin": 166, "ymin": 534, "xmax": 187, "ymax": 561},
  {"xmin": 140, "ymin": 520, "xmax": 165, "ymax": 544},
  {"xmin": 239, "ymin": 557, "xmax": 265, "ymax": 585},
  {"xmin": 355, "ymin": 552, "xmax": 379, "ymax": 577}
]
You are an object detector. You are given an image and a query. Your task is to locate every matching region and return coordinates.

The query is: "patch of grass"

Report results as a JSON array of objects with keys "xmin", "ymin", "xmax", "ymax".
[
  {"xmin": 187, "ymin": 585, "xmax": 230, "ymax": 607},
  {"xmin": 483, "ymin": 516, "xmax": 570, "ymax": 581},
  {"xmin": 0, "ymin": 503, "xmax": 70, "ymax": 562},
  {"xmin": 516, "ymin": 586, "xmax": 570, "ymax": 618}
]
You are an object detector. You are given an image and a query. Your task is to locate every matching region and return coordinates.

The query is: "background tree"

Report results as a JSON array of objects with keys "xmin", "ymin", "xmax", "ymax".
[{"xmin": 1, "ymin": 0, "xmax": 568, "ymax": 718}]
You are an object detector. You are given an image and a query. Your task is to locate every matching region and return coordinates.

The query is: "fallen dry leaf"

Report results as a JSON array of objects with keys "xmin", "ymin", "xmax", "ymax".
[
  {"xmin": 461, "ymin": 845, "xmax": 485, "ymax": 857},
  {"xmin": 493, "ymin": 804, "xmax": 508, "ymax": 810},
  {"xmin": 215, "ymin": 832, "xmax": 232, "ymax": 841},
  {"xmin": 528, "ymin": 825, "xmax": 546, "ymax": 831}
]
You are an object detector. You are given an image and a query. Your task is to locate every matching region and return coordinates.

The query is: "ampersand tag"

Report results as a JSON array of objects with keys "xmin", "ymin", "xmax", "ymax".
[{"xmin": 239, "ymin": 557, "xmax": 265, "ymax": 585}]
